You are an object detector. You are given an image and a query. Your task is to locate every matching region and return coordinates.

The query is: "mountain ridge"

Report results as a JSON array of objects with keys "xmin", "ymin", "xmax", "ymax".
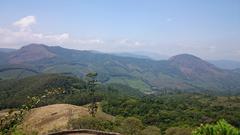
[
  {"xmin": 8, "ymin": 44, "xmax": 56, "ymax": 64},
  {"xmin": 1, "ymin": 43, "xmax": 240, "ymax": 93},
  {"xmin": 169, "ymin": 54, "xmax": 226, "ymax": 80}
]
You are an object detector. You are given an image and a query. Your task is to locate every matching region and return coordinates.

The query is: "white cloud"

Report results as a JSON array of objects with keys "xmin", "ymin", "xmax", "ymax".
[
  {"xmin": 13, "ymin": 16, "xmax": 36, "ymax": 27},
  {"xmin": 3, "ymin": 16, "xmax": 239, "ymax": 61},
  {"xmin": 13, "ymin": 16, "xmax": 36, "ymax": 31},
  {"xmin": 0, "ymin": 16, "xmax": 143, "ymax": 51},
  {"xmin": 0, "ymin": 27, "xmax": 106, "ymax": 48},
  {"xmin": 74, "ymin": 39, "xmax": 104, "ymax": 44},
  {"xmin": 0, "ymin": 16, "xmax": 106, "ymax": 49}
]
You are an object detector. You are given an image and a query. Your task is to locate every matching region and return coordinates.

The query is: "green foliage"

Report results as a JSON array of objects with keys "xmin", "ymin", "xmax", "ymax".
[
  {"xmin": 141, "ymin": 126, "xmax": 161, "ymax": 135},
  {"xmin": 86, "ymin": 72, "xmax": 98, "ymax": 117},
  {"xmin": 0, "ymin": 89, "xmax": 64, "ymax": 135},
  {"xmin": 0, "ymin": 74, "xmax": 81, "ymax": 109},
  {"xmin": 68, "ymin": 116, "xmax": 161, "ymax": 135},
  {"xmin": 2, "ymin": 45, "xmax": 240, "ymax": 94},
  {"xmin": 68, "ymin": 116, "xmax": 114, "ymax": 131},
  {"xmin": 106, "ymin": 77, "xmax": 152, "ymax": 93},
  {"xmin": 102, "ymin": 93, "xmax": 240, "ymax": 132},
  {"xmin": 165, "ymin": 127, "xmax": 192, "ymax": 135},
  {"xmin": 0, "ymin": 74, "xmax": 142, "ymax": 110},
  {"xmin": 118, "ymin": 117, "xmax": 144, "ymax": 135},
  {"xmin": 193, "ymin": 119, "xmax": 240, "ymax": 135},
  {"xmin": 0, "ymin": 96, "xmax": 40, "ymax": 134},
  {"xmin": 1, "ymin": 73, "xmax": 240, "ymax": 134}
]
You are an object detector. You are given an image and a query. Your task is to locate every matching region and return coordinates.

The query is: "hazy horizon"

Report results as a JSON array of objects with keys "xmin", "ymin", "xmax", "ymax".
[
  {"xmin": 1, "ymin": 1, "xmax": 240, "ymax": 134},
  {"xmin": 0, "ymin": 0, "xmax": 240, "ymax": 60}
]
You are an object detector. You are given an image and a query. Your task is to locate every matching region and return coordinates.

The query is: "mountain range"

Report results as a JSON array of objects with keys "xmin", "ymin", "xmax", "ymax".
[{"xmin": 0, "ymin": 43, "xmax": 240, "ymax": 94}]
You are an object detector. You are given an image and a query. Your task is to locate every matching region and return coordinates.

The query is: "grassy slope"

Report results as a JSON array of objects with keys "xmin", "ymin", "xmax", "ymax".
[{"xmin": 20, "ymin": 104, "xmax": 114, "ymax": 135}]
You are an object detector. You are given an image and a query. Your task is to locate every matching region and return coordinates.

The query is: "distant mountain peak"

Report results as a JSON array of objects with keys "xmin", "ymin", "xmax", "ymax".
[
  {"xmin": 19, "ymin": 43, "xmax": 50, "ymax": 50},
  {"xmin": 169, "ymin": 54, "xmax": 201, "ymax": 61},
  {"xmin": 169, "ymin": 54, "xmax": 223, "ymax": 78},
  {"xmin": 1, "ymin": 44, "xmax": 240, "ymax": 92},
  {"xmin": 8, "ymin": 43, "xmax": 56, "ymax": 64},
  {"xmin": 169, "ymin": 54, "xmax": 211, "ymax": 66}
]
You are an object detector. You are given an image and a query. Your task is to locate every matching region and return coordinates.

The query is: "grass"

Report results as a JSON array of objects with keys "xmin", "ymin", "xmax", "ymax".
[{"xmin": 18, "ymin": 103, "xmax": 114, "ymax": 135}]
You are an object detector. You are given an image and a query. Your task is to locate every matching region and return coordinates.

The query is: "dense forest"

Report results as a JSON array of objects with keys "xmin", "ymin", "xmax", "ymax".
[
  {"xmin": 0, "ymin": 74, "xmax": 240, "ymax": 134},
  {"xmin": 101, "ymin": 93, "xmax": 240, "ymax": 132},
  {"xmin": 0, "ymin": 74, "xmax": 142, "ymax": 109}
]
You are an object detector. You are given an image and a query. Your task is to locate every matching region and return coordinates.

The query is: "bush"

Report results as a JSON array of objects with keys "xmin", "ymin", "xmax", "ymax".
[
  {"xmin": 165, "ymin": 127, "xmax": 192, "ymax": 135},
  {"xmin": 68, "ymin": 116, "xmax": 113, "ymax": 131},
  {"xmin": 141, "ymin": 126, "xmax": 161, "ymax": 135},
  {"xmin": 68, "ymin": 116, "xmax": 162, "ymax": 135},
  {"xmin": 118, "ymin": 117, "xmax": 143, "ymax": 135},
  {"xmin": 192, "ymin": 119, "xmax": 240, "ymax": 135}
]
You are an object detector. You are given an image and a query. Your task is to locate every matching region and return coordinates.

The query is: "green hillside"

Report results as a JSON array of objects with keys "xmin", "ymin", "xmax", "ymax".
[
  {"xmin": 1, "ymin": 44, "xmax": 240, "ymax": 94},
  {"xmin": 0, "ymin": 73, "xmax": 239, "ymax": 134},
  {"xmin": 0, "ymin": 74, "xmax": 143, "ymax": 109}
]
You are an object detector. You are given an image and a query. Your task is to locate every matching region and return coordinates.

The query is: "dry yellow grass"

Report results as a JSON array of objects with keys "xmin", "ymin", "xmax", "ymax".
[
  {"xmin": 0, "ymin": 109, "xmax": 10, "ymax": 118},
  {"xmin": 20, "ymin": 104, "xmax": 114, "ymax": 135}
]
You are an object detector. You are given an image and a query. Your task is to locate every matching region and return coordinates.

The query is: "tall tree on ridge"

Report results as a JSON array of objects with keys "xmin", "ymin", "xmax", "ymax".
[{"xmin": 86, "ymin": 72, "xmax": 98, "ymax": 117}]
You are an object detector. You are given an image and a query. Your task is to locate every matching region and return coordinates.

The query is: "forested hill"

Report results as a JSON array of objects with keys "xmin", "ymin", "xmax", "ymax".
[
  {"xmin": 0, "ymin": 74, "xmax": 239, "ymax": 134},
  {"xmin": 0, "ymin": 74, "xmax": 143, "ymax": 109},
  {"xmin": 1, "ymin": 43, "xmax": 240, "ymax": 94}
]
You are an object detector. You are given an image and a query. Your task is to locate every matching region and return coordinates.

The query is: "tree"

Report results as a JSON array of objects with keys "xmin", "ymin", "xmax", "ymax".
[
  {"xmin": 119, "ymin": 117, "xmax": 143, "ymax": 135},
  {"xmin": 165, "ymin": 127, "xmax": 192, "ymax": 135},
  {"xmin": 68, "ymin": 116, "xmax": 113, "ymax": 131},
  {"xmin": 141, "ymin": 126, "xmax": 161, "ymax": 135},
  {"xmin": 86, "ymin": 72, "xmax": 98, "ymax": 117},
  {"xmin": 0, "ymin": 88, "xmax": 64, "ymax": 135}
]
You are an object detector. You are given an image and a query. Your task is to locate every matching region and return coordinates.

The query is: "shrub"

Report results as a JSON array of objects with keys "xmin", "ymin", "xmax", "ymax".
[
  {"xmin": 68, "ymin": 116, "xmax": 113, "ymax": 131},
  {"xmin": 118, "ymin": 117, "xmax": 143, "ymax": 135},
  {"xmin": 165, "ymin": 127, "xmax": 192, "ymax": 135},
  {"xmin": 141, "ymin": 126, "xmax": 161, "ymax": 135},
  {"xmin": 192, "ymin": 119, "xmax": 240, "ymax": 135}
]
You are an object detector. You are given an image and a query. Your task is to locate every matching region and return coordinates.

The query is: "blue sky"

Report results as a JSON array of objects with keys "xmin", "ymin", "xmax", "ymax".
[{"xmin": 0, "ymin": 0, "xmax": 240, "ymax": 60}]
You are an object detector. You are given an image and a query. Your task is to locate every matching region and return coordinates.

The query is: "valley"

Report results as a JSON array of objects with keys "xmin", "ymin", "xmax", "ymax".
[
  {"xmin": 0, "ymin": 72, "xmax": 239, "ymax": 135},
  {"xmin": 1, "ymin": 44, "xmax": 240, "ymax": 94},
  {"xmin": 1, "ymin": 1, "xmax": 240, "ymax": 134}
]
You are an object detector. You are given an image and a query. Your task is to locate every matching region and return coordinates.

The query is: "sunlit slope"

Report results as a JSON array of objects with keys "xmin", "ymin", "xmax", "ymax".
[{"xmin": 21, "ymin": 104, "xmax": 114, "ymax": 134}]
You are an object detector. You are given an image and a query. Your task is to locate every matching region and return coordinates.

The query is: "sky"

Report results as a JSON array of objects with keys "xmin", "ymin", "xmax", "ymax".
[{"xmin": 0, "ymin": 0, "xmax": 240, "ymax": 60}]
